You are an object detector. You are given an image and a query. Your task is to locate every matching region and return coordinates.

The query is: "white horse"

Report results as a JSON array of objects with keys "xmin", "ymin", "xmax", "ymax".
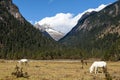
[
  {"xmin": 18, "ymin": 59, "xmax": 28, "ymax": 66},
  {"xmin": 89, "ymin": 61, "xmax": 107, "ymax": 74}
]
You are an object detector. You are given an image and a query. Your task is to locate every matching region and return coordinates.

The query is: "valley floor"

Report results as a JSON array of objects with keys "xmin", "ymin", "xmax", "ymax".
[{"xmin": 0, "ymin": 59, "xmax": 120, "ymax": 80}]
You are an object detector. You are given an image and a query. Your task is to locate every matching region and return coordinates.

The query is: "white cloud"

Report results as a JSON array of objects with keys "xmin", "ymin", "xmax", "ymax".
[
  {"xmin": 37, "ymin": 13, "xmax": 79, "ymax": 34},
  {"xmin": 36, "ymin": 4, "xmax": 108, "ymax": 34},
  {"xmin": 86, "ymin": 4, "xmax": 107, "ymax": 12}
]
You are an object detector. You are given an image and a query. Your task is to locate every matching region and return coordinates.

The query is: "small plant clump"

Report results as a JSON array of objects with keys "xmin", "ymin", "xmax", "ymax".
[
  {"xmin": 11, "ymin": 65, "xmax": 29, "ymax": 78},
  {"xmin": 103, "ymin": 67, "xmax": 112, "ymax": 80},
  {"xmin": 104, "ymin": 72, "xmax": 113, "ymax": 80}
]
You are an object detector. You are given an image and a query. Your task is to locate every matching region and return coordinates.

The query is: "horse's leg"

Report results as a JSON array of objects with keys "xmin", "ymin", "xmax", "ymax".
[
  {"xmin": 102, "ymin": 67, "xmax": 104, "ymax": 74},
  {"xmin": 95, "ymin": 67, "xmax": 97, "ymax": 74},
  {"xmin": 19, "ymin": 62, "xmax": 22, "ymax": 66}
]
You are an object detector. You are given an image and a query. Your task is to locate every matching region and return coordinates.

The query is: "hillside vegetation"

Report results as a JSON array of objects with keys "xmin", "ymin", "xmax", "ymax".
[
  {"xmin": 1, "ymin": 0, "xmax": 120, "ymax": 61},
  {"xmin": 60, "ymin": 0, "xmax": 120, "ymax": 61},
  {"xmin": 0, "ymin": 0, "xmax": 62, "ymax": 59}
]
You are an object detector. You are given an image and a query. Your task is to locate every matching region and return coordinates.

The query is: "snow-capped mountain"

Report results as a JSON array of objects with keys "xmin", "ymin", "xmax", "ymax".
[
  {"xmin": 34, "ymin": 23, "xmax": 64, "ymax": 41},
  {"xmin": 60, "ymin": 0, "xmax": 120, "ymax": 47}
]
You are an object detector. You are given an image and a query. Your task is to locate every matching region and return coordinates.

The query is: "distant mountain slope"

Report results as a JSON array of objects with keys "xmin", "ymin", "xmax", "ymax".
[
  {"xmin": 34, "ymin": 23, "xmax": 64, "ymax": 41},
  {"xmin": 0, "ymin": 0, "xmax": 60, "ymax": 59},
  {"xmin": 60, "ymin": 0, "xmax": 120, "ymax": 60}
]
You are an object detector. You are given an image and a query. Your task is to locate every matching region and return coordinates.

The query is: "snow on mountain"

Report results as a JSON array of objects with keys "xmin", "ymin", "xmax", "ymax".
[
  {"xmin": 46, "ymin": 28, "xmax": 64, "ymax": 41},
  {"xmin": 34, "ymin": 4, "xmax": 107, "ymax": 41},
  {"xmin": 34, "ymin": 23, "xmax": 64, "ymax": 41}
]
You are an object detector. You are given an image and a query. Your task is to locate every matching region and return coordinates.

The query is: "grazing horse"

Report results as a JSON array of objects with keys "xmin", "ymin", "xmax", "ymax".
[
  {"xmin": 18, "ymin": 59, "xmax": 28, "ymax": 66},
  {"xmin": 89, "ymin": 61, "xmax": 107, "ymax": 74}
]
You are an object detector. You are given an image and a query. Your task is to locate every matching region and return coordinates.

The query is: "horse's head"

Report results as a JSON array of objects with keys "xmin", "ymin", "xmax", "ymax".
[{"xmin": 89, "ymin": 65, "xmax": 94, "ymax": 73}]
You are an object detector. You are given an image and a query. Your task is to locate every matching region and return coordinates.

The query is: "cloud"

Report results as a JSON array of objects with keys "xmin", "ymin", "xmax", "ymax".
[
  {"xmin": 37, "ymin": 13, "xmax": 79, "ymax": 34},
  {"xmin": 85, "ymin": 4, "xmax": 107, "ymax": 12},
  {"xmin": 36, "ymin": 4, "xmax": 108, "ymax": 34}
]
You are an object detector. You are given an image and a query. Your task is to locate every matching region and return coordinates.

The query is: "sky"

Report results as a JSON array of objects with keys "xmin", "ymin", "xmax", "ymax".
[{"xmin": 13, "ymin": 0, "xmax": 117, "ymax": 34}]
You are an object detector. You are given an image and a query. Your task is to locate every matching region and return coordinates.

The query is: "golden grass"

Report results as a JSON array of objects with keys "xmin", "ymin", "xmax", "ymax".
[{"xmin": 0, "ymin": 60, "xmax": 120, "ymax": 80}]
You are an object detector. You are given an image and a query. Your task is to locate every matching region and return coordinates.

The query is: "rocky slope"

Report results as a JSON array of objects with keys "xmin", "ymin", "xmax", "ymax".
[
  {"xmin": 0, "ymin": 0, "xmax": 24, "ymax": 22},
  {"xmin": 60, "ymin": 0, "xmax": 120, "ymax": 60}
]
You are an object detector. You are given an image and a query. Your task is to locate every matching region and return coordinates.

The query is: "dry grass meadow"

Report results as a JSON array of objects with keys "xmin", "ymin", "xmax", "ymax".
[{"xmin": 0, "ymin": 59, "xmax": 120, "ymax": 80}]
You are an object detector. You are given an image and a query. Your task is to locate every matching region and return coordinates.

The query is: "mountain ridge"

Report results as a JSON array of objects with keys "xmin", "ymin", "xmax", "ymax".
[
  {"xmin": 0, "ymin": 0, "xmax": 61, "ymax": 59},
  {"xmin": 0, "ymin": 0, "xmax": 25, "ymax": 22},
  {"xmin": 59, "ymin": 0, "xmax": 120, "ymax": 60}
]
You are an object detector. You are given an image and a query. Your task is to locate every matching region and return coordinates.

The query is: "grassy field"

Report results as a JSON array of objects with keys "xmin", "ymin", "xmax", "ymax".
[{"xmin": 0, "ymin": 59, "xmax": 120, "ymax": 80}]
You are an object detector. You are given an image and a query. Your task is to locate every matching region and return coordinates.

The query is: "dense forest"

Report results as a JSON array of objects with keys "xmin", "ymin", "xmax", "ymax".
[
  {"xmin": 0, "ymin": 0, "xmax": 120, "ymax": 61},
  {"xmin": 0, "ymin": 2, "xmax": 59, "ymax": 59},
  {"xmin": 0, "ymin": 0, "xmax": 86, "ymax": 60},
  {"xmin": 0, "ymin": 10, "xmax": 85, "ymax": 60}
]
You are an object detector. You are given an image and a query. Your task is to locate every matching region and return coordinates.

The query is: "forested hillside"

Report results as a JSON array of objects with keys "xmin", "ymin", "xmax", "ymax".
[
  {"xmin": 0, "ymin": 0, "xmax": 63, "ymax": 59},
  {"xmin": 60, "ymin": 0, "xmax": 120, "ymax": 61},
  {"xmin": 1, "ymin": 0, "xmax": 120, "ymax": 61},
  {"xmin": 0, "ymin": 0, "xmax": 86, "ymax": 60}
]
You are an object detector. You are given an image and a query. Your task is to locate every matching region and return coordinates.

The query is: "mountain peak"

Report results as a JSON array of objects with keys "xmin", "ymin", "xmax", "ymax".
[
  {"xmin": 0, "ymin": 0, "xmax": 25, "ymax": 22},
  {"xmin": 34, "ymin": 23, "xmax": 65, "ymax": 41},
  {"xmin": 60, "ymin": 0, "xmax": 120, "ymax": 47}
]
